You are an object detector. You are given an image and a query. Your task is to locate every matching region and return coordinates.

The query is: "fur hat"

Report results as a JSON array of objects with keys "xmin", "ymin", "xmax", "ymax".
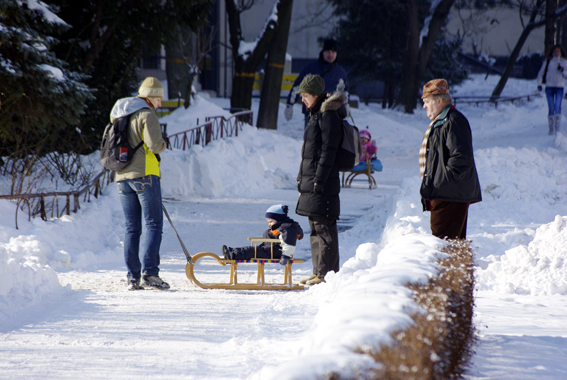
[
  {"xmin": 359, "ymin": 129, "xmax": 371, "ymax": 140},
  {"xmin": 421, "ymin": 79, "xmax": 449, "ymax": 99},
  {"xmin": 265, "ymin": 204, "xmax": 289, "ymax": 222},
  {"xmin": 138, "ymin": 77, "xmax": 164, "ymax": 99},
  {"xmin": 296, "ymin": 75, "xmax": 325, "ymax": 96}
]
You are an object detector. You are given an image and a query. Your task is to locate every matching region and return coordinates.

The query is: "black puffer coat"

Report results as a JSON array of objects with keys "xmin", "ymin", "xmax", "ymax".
[
  {"xmin": 296, "ymin": 91, "xmax": 347, "ymax": 220},
  {"xmin": 420, "ymin": 107, "xmax": 482, "ymax": 204}
]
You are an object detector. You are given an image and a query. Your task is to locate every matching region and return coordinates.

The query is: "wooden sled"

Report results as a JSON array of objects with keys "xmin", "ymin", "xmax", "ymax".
[
  {"xmin": 342, "ymin": 154, "xmax": 383, "ymax": 189},
  {"xmin": 186, "ymin": 238, "xmax": 305, "ymax": 290}
]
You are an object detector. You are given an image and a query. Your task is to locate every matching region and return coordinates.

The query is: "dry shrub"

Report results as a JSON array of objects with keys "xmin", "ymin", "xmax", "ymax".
[{"xmin": 343, "ymin": 239, "xmax": 476, "ymax": 380}]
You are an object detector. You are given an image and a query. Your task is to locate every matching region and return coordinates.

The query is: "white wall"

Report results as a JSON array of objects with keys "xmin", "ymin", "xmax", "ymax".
[
  {"xmin": 446, "ymin": 7, "xmax": 545, "ymax": 56},
  {"xmin": 240, "ymin": 0, "xmax": 336, "ymax": 61}
]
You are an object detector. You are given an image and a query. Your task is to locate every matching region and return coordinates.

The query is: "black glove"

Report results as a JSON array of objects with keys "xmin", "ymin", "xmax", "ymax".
[
  {"xmin": 279, "ymin": 255, "xmax": 291, "ymax": 266},
  {"xmin": 537, "ymin": 85, "xmax": 542, "ymax": 91},
  {"xmin": 559, "ymin": 64, "xmax": 564, "ymax": 72},
  {"xmin": 297, "ymin": 181, "xmax": 301, "ymax": 192},
  {"xmin": 313, "ymin": 183, "xmax": 324, "ymax": 194}
]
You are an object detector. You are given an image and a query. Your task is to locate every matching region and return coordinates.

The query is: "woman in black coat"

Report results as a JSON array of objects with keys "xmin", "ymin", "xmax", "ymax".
[{"xmin": 295, "ymin": 74, "xmax": 347, "ymax": 286}]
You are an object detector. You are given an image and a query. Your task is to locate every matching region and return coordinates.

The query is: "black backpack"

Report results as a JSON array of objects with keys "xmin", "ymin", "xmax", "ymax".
[
  {"xmin": 335, "ymin": 118, "xmax": 361, "ymax": 171},
  {"xmin": 100, "ymin": 116, "xmax": 144, "ymax": 171}
]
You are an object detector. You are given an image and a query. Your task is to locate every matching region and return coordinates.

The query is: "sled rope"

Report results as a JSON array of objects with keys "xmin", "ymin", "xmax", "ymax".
[{"xmin": 162, "ymin": 205, "xmax": 192, "ymax": 264}]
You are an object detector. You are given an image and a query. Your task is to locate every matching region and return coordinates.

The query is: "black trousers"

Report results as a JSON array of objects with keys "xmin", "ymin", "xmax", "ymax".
[
  {"xmin": 430, "ymin": 200, "xmax": 470, "ymax": 240},
  {"xmin": 309, "ymin": 215, "xmax": 339, "ymax": 277}
]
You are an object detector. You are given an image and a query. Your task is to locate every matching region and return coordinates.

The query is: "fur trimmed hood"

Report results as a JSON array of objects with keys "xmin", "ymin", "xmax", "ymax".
[{"xmin": 320, "ymin": 90, "xmax": 348, "ymax": 119}]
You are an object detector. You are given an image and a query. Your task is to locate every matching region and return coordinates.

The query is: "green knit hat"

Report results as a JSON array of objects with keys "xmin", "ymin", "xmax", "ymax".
[
  {"xmin": 137, "ymin": 77, "xmax": 164, "ymax": 99},
  {"xmin": 296, "ymin": 74, "xmax": 325, "ymax": 96}
]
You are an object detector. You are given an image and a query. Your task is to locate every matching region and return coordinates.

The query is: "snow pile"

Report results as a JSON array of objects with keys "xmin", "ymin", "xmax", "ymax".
[
  {"xmin": 160, "ymin": 94, "xmax": 231, "ymax": 135},
  {"xmin": 161, "ymin": 124, "xmax": 301, "ymax": 198},
  {"xmin": 0, "ymin": 188, "xmax": 127, "ymax": 322},
  {"xmin": 474, "ymin": 146, "xmax": 567, "ymax": 225},
  {"xmin": 0, "ymin": 201, "xmax": 62, "ymax": 321},
  {"xmin": 258, "ymin": 178, "xmax": 446, "ymax": 379},
  {"xmin": 554, "ymin": 131, "xmax": 567, "ymax": 153},
  {"xmin": 479, "ymin": 215, "xmax": 567, "ymax": 295}
]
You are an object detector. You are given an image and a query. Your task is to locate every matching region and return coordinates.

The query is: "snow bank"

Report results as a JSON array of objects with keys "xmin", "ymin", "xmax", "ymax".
[
  {"xmin": 479, "ymin": 215, "xmax": 567, "ymax": 295},
  {"xmin": 0, "ymin": 187, "xmax": 127, "ymax": 321},
  {"xmin": 256, "ymin": 177, "xmax": 447, "ymax": 379},
  {"xmin": 161, "ymin": 124, "xmax": 301, "ymax": 198},
  {"xmin": 0, "ymin": 201, "xmax": 62, "ymax": 321}
]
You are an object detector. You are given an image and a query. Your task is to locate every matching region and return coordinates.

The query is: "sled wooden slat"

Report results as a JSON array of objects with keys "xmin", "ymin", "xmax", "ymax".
[
  {"xmin": 342, "ymin": 154, "xmax": 380, "ymax": 189},
  {"xmin": 186, "ymin": 251, "xmax": 305, "ymax": 291}
]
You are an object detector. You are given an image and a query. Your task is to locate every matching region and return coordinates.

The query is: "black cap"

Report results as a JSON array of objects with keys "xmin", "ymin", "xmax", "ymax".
[{"xmin": 322, "ymin": 39, "xmax": 338, "ymax": 52}]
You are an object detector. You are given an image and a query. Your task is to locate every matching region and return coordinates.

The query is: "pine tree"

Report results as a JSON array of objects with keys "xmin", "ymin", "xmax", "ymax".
[
  {"xmin": 0, "ymin": 0, "xmax": 91, "ymax": 159},
  {"xmin": 44, "ymin": 0, "xmax": 214, "ymax": 153},
  {"xmin": 327, "ymin": 0, "xmax": 466, "ymax": 111}
]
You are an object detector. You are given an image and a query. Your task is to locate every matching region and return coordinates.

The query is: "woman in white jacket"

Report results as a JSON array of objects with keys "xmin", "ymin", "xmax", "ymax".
[{"xmin": 537, "ymin": 44, "xmax": 567, "ymax": 135}]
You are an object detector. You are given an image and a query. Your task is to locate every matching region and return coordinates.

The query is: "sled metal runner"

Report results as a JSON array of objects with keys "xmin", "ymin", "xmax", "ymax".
[{"xmin": 186, "ymin": 238, "xmax": 305, "ymax": 290}]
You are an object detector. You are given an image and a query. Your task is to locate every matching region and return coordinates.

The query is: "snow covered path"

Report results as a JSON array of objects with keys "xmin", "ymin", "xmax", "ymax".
[
  {"xmin": 3, "ymin": 76, "xmax": 567, "ymax": 379},
  {"xmin": 0, "ymin": 186, "xmax": 399, "ymax": 379}
]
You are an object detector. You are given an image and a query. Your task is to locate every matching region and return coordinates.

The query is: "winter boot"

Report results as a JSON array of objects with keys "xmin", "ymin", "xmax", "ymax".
[
  {"xmin": 128, "ymin": 279, "xmax": 144, "ymax": 291},
  {"xmin": 300, "ymin": 274, "xmax": 317, "ymax": 285},
  {"xmin": 548, "ymin": 115, "xmax": 555, "ymax": 135},
  {"xmin": 143, "ymin": 275, "xmax": 170, "ymax": 290},
  {"xmin": 306, "ymin": 276, "xmax": 326, "ymax": 286},
  {"xmin": 222, "ymin": 245, "xmax": 231, "ymax": 260},
  {"xmin": 555, "ymin": 114, "xmax": 562, "ymax": 134}
]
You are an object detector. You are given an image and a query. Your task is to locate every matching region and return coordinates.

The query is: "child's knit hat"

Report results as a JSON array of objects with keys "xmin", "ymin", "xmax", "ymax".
[
  {"xmin": 359, "ymin": 129, "xmax": 371, "ymax": 140},
  {"xmin": 265, "ymin": 204, "xmax": 289, "ymax": 222}
]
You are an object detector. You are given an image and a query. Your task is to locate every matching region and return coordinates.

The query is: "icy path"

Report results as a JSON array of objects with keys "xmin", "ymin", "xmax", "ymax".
[{"xmin": 0, "ymin": 185, "xmax": 400, "ymax": 379}]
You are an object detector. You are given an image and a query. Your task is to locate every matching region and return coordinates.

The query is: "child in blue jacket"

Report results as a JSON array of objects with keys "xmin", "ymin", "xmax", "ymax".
[{"xmin": 222, "ymin": 205, "xmax": 303, "ymax": 265}]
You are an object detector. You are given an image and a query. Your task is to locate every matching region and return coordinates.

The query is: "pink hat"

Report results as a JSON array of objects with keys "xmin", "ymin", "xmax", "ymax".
[{"xmin": 359, "ymin": 129, "xmax": 371, "ymax": 140}]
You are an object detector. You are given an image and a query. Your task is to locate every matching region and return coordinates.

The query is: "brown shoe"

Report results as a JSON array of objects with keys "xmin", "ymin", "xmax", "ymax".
[
  {"xmin": 300, "ymin": 274, "xmax": 317, "ymax": 285},
  {"xmin": 306, "ymin": 276, "xmax": 326, "ymax": 286}
]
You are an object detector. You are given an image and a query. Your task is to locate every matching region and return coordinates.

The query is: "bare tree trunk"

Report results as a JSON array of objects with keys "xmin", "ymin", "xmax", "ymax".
[
  {"xmin": 416, "ymin": 0, "xmax": 456, "ymax": 89},
  {"xmin": 491, "ymin": 0, "xmax": 550, "ymax": 99},
  {"xmin": 257, "ymin": 0, "xmax": 294, "ymax": 130},
  {"xmin": 185, "ymin": 73, "xmax": 197, "ymax": 108},
  {"xmin": 545, "ymin": 0, "xmax": 558, "ymax": 49},
  {"xmin": 226, "ymin": 0, "xmax": 280, "ymax": 111},
  {"xmin": 166, "ymin": 24, "xmax": 193, "ymax": 102},
  {"xmin": 397, "ymin": 0, "xmax": 420, "ymax": 113},
  {"xmin": 397, "ymin": 0, "xmax": 456, "ymax": 114}
]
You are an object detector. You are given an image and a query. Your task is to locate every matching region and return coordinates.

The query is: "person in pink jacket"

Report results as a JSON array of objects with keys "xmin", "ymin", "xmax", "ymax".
[{"xmin": 352, "ymin": 129, "xmax": 382, "ymax": 172}]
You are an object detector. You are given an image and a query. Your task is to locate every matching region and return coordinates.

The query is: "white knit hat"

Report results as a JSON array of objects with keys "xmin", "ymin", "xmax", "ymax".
[{"xmin": 137, "ymin": 77, "xmax": 164, "ymax": 99}]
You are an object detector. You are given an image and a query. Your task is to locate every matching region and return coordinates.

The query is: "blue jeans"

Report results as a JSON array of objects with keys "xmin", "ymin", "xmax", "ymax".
[
  {"xmin": 545, "ymin": 86, "xmax": 564, "ymax": 115},
  {"xmin": 118, "ymin": 175, "xmax": 163, "ymax": 280}
]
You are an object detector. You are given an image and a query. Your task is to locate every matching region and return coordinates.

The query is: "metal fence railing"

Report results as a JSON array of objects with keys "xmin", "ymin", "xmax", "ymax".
[
  {"xmin": 360, "ymin": 93, "xmax": 541, "ymax": 108},
  {"xmin": 453, "ymin": 93, "xmax": 541, "ymax": 107},
  {"xmin": 0, "ymin": 169, "xmax": 115, "ymax": 229},
  {"xmin": 1, "ymin": 110, "xmax": 254, "ymax": 228},
  {"xmin": 166, "ymin": 111, "xmax": 253, "ymax": 151}
]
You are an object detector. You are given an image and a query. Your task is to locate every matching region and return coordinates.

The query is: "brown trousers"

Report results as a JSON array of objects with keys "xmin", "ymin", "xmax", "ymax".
[{"xmin": 429, "ymin": 200, "xmax": 470, "ymax": 240}]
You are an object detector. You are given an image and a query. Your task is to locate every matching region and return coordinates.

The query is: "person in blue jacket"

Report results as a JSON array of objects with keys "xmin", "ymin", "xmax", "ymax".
[
  {"xmin": 284, "ymin": 39, "xmax": 349, "ymax": 127},
  {"xmin": 222, "ymin": 205, "xmax": 303, "ymax": 265}
]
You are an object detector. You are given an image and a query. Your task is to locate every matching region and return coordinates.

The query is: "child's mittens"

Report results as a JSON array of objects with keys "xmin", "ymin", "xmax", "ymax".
[{"xmin": 279, "ymin": 255, "xmax": 291, "ymax": 265}]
